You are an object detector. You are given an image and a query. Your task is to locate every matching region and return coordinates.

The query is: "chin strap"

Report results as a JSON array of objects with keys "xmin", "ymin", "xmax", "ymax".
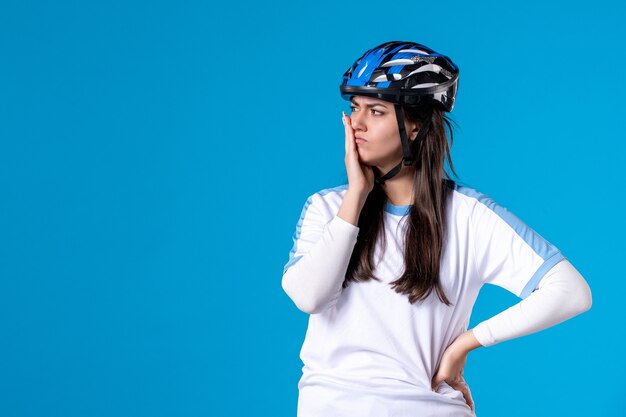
[{"xmin": 374, "ymin": 105, "xmax": 434, "ymax": 186}]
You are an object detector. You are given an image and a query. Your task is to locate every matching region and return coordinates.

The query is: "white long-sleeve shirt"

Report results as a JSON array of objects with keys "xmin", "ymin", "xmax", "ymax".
[
  {"xmin": 471, "ymin": 258, "xmax": 592, "ymax": 346},
  {"xmin": 282, "ymin": 181, "xmax": 592, "ymax": 417}
]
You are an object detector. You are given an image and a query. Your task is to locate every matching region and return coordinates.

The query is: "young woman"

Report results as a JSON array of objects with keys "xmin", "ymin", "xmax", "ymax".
[{"xmin": 281, "ymin": 41, "xmax": 592, "ymax": 417}]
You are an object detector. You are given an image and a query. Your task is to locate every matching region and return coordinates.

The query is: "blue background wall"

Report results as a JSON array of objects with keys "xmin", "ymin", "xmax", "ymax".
[{"xmin": 1, "ymin": 0, "xmax": 623, "ymax": 416}]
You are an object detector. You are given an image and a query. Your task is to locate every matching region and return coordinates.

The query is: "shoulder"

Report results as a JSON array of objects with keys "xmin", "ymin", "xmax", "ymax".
[
  {"xmin": 298, "ymin": 183, "xmax": 349, "ymax": 219},
  {"xmin": 448, "ymin": 179, "xmax": 506, "ymax": 214},
  {"xmin": 446, "ymin": 179, "xmax": 521, "ymax": 232},
  {"xmin": 449, "ymin": 181, "xmax": 534, "ymax": 240},
  {"xmin": 314, "ymin": 183, "xmax": 350, "ymax": 198},
  {"xmin": 308, "ymin": 183, "xmax": 349, "ymax": 206}
]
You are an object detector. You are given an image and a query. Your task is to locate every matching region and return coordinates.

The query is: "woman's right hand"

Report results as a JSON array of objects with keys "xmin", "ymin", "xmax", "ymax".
[{"xmin": 342, "ymin": 111, "xmax": 375, "ymax": 198}]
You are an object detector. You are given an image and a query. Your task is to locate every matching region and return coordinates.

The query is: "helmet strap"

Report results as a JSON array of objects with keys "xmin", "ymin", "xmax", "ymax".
[
  {"xmin": 374, "ymin": 160, "xmax": 403, "ymax": 186},
  {"xmin": 394, "ymin": 104, "xmax": 414, "ymax": 166},
  {"xmin": 374, "ymin": 105, "xmax": 433, "ymax": 186}
]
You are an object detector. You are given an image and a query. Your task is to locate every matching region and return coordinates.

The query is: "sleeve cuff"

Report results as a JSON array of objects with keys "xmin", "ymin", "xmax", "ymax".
[
  {"xmin": 471, "ymin": 322, "xmax": 495, "ymax": 347},
  {"xmin": 519, "ymin": 252, "xmax": 566, "ymax": 299}
]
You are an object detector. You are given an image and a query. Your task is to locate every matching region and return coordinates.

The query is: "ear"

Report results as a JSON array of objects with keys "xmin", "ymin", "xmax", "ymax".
[{"xmin": 407, "ymin": 120, "xmax": 421, "ymax": 143}]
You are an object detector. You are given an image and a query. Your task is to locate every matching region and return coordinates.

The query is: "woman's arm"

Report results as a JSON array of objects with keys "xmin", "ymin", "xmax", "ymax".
[
  {"xmin": 468, "ymin": 259, "xmax": 592, "ymax": 348},
  {"xmin": 281, "ymin": 191, "xmax": 365, "ymax": 314},
  {"xmin": 430, "ymin": 259, "xmax": 591, "ymax": 409}
]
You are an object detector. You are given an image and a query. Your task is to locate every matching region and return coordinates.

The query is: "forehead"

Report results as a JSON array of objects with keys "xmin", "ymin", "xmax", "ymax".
[{"xmin": 350, "ymin": 96, "xmax": 391, "ymax": 106}]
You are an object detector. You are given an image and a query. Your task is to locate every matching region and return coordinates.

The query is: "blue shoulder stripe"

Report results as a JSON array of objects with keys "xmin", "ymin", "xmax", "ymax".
[
  {"xmin": 452, "ymin": 182, "xmax": 565, "ymax": 298},
  {"xmin": 283, "ymin": 184, "xmax": 349, "ymax": 275}
]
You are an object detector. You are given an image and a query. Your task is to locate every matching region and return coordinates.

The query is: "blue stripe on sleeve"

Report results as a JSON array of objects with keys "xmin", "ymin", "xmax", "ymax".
[
  {"xmin": 283, "ymin": 184, "xmax": 349, "ymax": 275},
  {"xmin": 453, "ymin": 182, "xmax": 565, "ymax": 299}
]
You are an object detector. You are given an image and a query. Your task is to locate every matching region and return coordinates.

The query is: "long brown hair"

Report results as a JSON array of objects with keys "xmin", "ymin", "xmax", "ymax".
[{"xmin": 343, "ymin": 105, "xmax": 460, "ymax": 306}]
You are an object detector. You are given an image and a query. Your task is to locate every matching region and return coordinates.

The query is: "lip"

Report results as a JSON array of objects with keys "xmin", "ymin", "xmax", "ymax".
[{"xmin": 355, "ymin": 137, "xmax": 367, "ymax": 143}]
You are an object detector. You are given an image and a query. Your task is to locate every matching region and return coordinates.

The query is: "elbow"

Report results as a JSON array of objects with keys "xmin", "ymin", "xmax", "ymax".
[
  {"xmin": 281, "ymin": 280, "xmax": 328, "ymax": 314},
  {"xmin": 281, "ymin": 265, "xmax": 340, "ymax": 315},
  {"xmin": 576, "ymin": 264, "xmax": 593, "ymax": 313},
  {"xmin": 281, "ymin": 273, "xmax": 316, "ymax": 314},
  {"xmin": 561, "ymin": 261, "xmax": 593, "ymax": 315},
  {"xmin": 576, "ymin": 272, "xmax": 593, "ymax": 313},
  {"xmin": 571, "ymin": 278, "xmax": 593, "ymax": 316},
  {"xmin": 292, "ymin": 297, "xmax": 318, "ymax": 315}
]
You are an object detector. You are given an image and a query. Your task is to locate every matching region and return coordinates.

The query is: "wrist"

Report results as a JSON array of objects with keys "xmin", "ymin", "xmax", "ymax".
[
  {"xmin": 344, "ymin": 190, "xmax": 368, "ymax": 210},
  {"xmin": 453, "ymin": 330, "xmax": 483, "ymax": 355}
]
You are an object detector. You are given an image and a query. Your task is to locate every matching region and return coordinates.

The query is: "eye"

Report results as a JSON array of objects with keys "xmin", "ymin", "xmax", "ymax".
[{"xmin": 350, "ymin": 106, "xmax": 384, "ymax": 115}]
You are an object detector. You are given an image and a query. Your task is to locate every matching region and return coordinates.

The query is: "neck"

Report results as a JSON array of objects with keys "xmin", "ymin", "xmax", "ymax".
[{"xmin": 379, "ymin": 163, "xmax": 415, "ymax": 206}]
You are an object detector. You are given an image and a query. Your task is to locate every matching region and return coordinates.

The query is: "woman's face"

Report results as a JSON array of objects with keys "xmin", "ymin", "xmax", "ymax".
[{"xmin": 348, "ymin": 95, "xmax": 418, "ymax": 169}]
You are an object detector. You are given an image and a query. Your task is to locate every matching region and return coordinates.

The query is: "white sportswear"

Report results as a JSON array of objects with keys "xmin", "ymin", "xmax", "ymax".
[{"xmin": 282, "ymin": 181, "xmax": 592, "ymax": 417}]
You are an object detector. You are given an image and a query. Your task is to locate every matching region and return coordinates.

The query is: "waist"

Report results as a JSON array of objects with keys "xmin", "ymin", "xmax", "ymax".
[
  {"xmin": 297, "ymin": 371, "xmax": 474, "ymax": 416},
  {"xmin": 299, "ymin": 367, "xmax": 429, "ymax": 398}
]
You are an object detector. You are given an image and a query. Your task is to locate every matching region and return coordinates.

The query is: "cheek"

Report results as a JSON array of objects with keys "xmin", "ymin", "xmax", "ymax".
[
  {"xmin": 373, "ymin": 125, "xmax": 400, "ymax": 151},
  {"xmin": 358, "ymin": 118, "xmax": 399, "ymax": 151},
  {"xmin": 368, "ymin": 118, "xmax": 391, "ymax": 135}
]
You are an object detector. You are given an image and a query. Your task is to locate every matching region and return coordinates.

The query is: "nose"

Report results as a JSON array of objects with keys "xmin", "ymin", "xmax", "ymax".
[{"xmin": 349, "ymin": 109, "xmax": 366, "ymax": 131}]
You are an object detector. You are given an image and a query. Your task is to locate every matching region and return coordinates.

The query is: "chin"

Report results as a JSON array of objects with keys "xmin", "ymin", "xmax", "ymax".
[
  {"xmin": 359, "ymin": 157, "xmax": 377, "ymax": 166},
  {"xmin": 360, "ymin": 155, "xmax": 385, "ymax": 167}
]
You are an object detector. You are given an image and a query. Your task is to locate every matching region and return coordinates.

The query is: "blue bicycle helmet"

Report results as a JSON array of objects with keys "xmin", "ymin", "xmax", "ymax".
[{"xmin": 340, "ymin": 41, "xmax": 459, "ymax": 185}]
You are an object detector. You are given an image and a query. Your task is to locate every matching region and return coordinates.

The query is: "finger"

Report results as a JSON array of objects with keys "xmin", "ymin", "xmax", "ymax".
[
  {"xmin": 431, "ymin": 376, "xmax": 443, "ymax": 391},
  {"xmin": 342, "ymin": 111, "xmax": 349, "ymax": 154},
  {"xmin": 342, "ymin": 111, "xmax": 351, "ymax": 155},
  {"xmin": 453, "ymin": 381, "xmax": 474, "ymax": 412},
  {"xmin": 343, "ymin": 111, "xmax": 355, "ymax": 155},
  {"xmin": 362, "ymin": 161, "xmax": 374, "ymax": 183},
  {"xmin": 463, "ymin": 381, "xmax": 475, "ymax": 412}
]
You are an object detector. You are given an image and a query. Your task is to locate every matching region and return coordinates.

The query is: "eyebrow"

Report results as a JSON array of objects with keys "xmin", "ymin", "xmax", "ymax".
[{"xmin": 350, "ymin": 98, "xmax": 388, "ymax": 109}]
